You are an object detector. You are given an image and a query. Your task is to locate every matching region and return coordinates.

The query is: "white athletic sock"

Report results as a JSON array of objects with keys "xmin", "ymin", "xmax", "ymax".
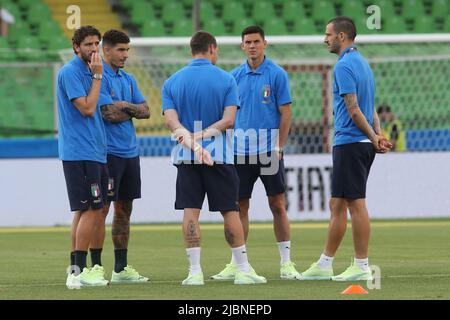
[
  {"xmin": 231, "ymin": 245, "xmax": 250, "ymax": 273},
  {"xmin": 186, "ymin": 247, "xmax": 202, "ymax": 275},
  {"xmin": 277, "ymin": 241, "xmax": 291, "ymax": 265},
  {"xmin": 317, "ymin": 253, "xmax": 334, "ymax": 269},
  {"xmin": 230, "ymin": 255, "xmax": 236, "ymax": 265},
  {"xmin": 354, "ymin": 257, "xmax": 369, "ymax": 271}
]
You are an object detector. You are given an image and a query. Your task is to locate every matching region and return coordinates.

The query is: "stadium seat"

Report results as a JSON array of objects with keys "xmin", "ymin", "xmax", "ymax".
[
  {"xmin": 311, "ymin": 0, "xmax": 336, "ymax": 24},
  {"xmin": 232, "ymin": 18, "xmax": 257, "ymax": 35},
  {"xmin": 202, "ymin": 19, "xmax": 227, "ymax": 36},
  {"xmin": 129, "ymin": 2, "xmax": 156, "ymax": 27},
  {"xmin": 431, "ymin": 0, "xmax": 449, "ymax": 19},
  {"xmin": 413, "ymin": 16, "xmax": 435, "ymax": 33},
  {"xmin": 265, "ymin": 18, "xmax": 288, "ymax": 35},
  {"xmin": 222, "ymin": 2, "xmax": 247, "ymax": 24},
  {"xmin": 141, "ymin": 20, "xmax": 166, "ymax": 37},
  {"xmin": 292, "ymin": 18, "xmax": 317, "ymax": 35},
  {"xmin": 172, "ymin": 19, "xmax": 193, "ymax": 36},
  {"xmin": 252, "ymin": 1, "xmax": 277, "ymax": 23},
  {"xmin": 341, "ymin": 0, "xmax": 365, "ymax": 18},
  {"xmin": 200, "ymin": 1, "xmax": 215, "ymax": 20},
  {"xmin": 401, "ymin": 0, "xmax": 426, "ymax": 20},
  {"xmin": 282, "ymin": 1, "xmax": 306, "ymax": 24},
  {"xmin": 382, "ymin": 16, "xmax": 408, "ymax": 33},
  {"xmin": 161, "ymin": 2, "xmax": 186, "ymax": 24}
]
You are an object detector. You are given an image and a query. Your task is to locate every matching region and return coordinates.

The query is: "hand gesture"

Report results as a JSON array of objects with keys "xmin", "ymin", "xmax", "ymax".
[{"xmin": 89, "ymin": 52, "xmax": 103, "ymax": 75}]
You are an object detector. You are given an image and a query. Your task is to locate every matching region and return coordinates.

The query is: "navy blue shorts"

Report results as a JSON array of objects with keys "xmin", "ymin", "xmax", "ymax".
[
  {"xmin": 62, "ymin": 160, "xmax": 109, "ymax": 212},
  {"xmin": 332, "ymin": 143, "xmax": 376, "ymax": 199},
  {"xmin": 106, "ymin": 154, "xmax": 141, "ymax": 202},
  {"xmin": 175, "ymin": 163, "xmax": 239, "ymax": 212},
  {"xmin": 235, "ymin": 153, "xmax": 286, "ymax": 200}
]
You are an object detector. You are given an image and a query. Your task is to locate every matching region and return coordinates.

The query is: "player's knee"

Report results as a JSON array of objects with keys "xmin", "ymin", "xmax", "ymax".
[{"xmin": 269, "ymin": 199, "xmax": 285, "ymax": 217}]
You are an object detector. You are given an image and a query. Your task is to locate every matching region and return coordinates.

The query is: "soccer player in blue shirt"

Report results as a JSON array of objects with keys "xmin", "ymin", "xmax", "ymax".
[
  {"xmin": 299, "ymin": 17, "xmax": 391, "ymax": 281},
  {"xmin": 91, "ymin": 29, "xmax": 150, "ymax": 284},
  {"xmin": 211, "ymin": 26, "xmax": 300, "ymax": 281},
  {"xmin": 162, "ymin": 31, "xmax": 266, "ymax": 285},
  {"xmin": 58, "ymin": 26, "xmax": 110, "ymax": 289}
]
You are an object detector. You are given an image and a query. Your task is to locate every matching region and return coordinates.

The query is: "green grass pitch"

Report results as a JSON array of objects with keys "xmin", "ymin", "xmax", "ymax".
[{"xmin": 1, "ymin": 220, "xmax": 449, "ymax": 300}]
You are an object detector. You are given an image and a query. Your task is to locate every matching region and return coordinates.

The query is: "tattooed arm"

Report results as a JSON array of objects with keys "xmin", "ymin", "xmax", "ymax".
[
  {"xmin": 101, "ymin": 103, "xmax": 132, "ymax": 123},
  {"xmin": 372, "ymin": 109, "xmax": 381, "ymax": 135},
  {"xmin": 344, "ymin": 93, "xmax": 390, "ymax": 153},
  {"xmin": 115, "ymin": 101, "xmax": 150, "ymax": 119}
]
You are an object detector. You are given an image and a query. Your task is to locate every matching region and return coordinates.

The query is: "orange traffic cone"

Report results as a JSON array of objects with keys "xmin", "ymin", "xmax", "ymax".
[{"xmin": 341, "ymin": 285, "xmax": 369, "ymax": 295}]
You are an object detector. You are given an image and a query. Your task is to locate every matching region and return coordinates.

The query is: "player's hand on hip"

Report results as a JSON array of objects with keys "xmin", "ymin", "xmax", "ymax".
[{"xmin": 89, "ymin": 52, "xmax": 103, "ymax": 75}]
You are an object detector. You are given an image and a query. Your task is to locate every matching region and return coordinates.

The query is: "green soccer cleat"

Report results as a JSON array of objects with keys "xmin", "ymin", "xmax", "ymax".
[
  {"xmin": 332, "ymin": 263, "xmax": 373, "ymax": 282},
  {"xmin": 79, "ymin": 266, "xmax": 109, "ymax": 287},
  {"xmin": 210, "ymin": 263, "xmax": 237, "ymax": 280},
  {"xmin": 297, "ymin": 262, "xmax": 333, "ymax": 280},
  {"xmin": 280, "ymin": 261, "xmax": 301, "ymax": 280},
  {"xmin": 234, "ymin": 270, "xmax": 267, "ymax": 285},
  {"xmin": 182, "ymin": 272, "xmax": 204, "ymax": 286},
  {"xmin": 111, "ymin": 265, "xmax": 149, "ymax": 284},
  {"xmin": 66, "ymin": 273, "xmax": 81, "ymax": 289}
]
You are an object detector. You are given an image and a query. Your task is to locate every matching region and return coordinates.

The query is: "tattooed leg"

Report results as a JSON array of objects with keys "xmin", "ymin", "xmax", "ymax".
[
  {"xmin": 112, "ymin": 200, "xmax": 132, "ymax": 250},
  {"xmin": 182, "ymin": 209, "xmax": 201, "ymax": 248}
]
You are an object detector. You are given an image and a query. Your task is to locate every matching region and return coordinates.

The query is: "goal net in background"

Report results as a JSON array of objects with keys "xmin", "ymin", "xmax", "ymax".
[
  {"xmin": 22, "ymin": 34, "xmax": 449, "ymax": 155},
  {"xmin": 115, "ymin": 34, "xmax": 450, "ymax": 154}
]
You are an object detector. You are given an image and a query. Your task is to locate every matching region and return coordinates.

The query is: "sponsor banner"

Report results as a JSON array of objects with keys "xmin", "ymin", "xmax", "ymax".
[{"xmin": 1, "ymin": 152, "xmax": 450, "ymax": 226}]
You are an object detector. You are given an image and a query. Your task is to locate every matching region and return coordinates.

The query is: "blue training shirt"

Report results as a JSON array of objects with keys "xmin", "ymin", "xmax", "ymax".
[
  {"xmin": 333, "ymin": 46, "xmax": 375, "ymax": 146},
  {"xmin": 161, "ymin": 58, "xmax": 239, "ymax": 164},
  {"xmin": 57, "ymin": 54, "xmax": 111, "ymax": 163},
  {"xmin": 231, "ymin": 57, "xmax": 292, "ymax": 155},
  {"xmin": 100, "ymin": 62, "xmax": 146, "ymax": 158}
]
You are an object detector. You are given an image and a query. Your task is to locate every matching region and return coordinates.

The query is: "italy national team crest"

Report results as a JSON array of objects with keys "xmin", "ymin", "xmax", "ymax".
[
  {"xmin": 91, "ymin": 183, "xmax": 100, "ymax": 198},
  {"xmin": 262, "ymin": 84, "xmax": 270, "ymax": 104}
]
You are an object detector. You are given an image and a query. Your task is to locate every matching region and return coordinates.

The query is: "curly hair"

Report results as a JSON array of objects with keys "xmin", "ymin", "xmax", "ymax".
[{"xmin": 72, "ymin": 25, "xmax": 101, "ymax": 53}]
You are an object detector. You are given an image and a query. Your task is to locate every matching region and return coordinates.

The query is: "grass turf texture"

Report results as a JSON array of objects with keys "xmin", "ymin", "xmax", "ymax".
[{"xmin": 0, "ymin": 220, "xmax": 449, "ymax": 300}]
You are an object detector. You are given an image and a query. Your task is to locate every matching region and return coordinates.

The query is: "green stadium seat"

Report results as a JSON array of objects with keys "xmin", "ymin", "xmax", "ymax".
[
  {"xmin": 1, "ymin": 2, "xmax": 22, "ymax": 20},
  {"xmin": 311, "ymin": 1, "xmax": 336, "ymax": 23},
  {"xmin": 341, "ymin": 0, "xmax": 365, "ymax": 17},
  {"xmin": 265, "ymin": 18, "xmax": 288, "ymax": 35},
  {"xmin": 444, "ymin": 16, "xmax": 450, "ymax": 32},
  {"xmin": 232, "ymin": 18, "xmax": 257, "ymax": 35},
  {"xmin": 38, "ymin": 20, "xmax": 63, "ymax": 44},
  {"xmin": 172, "ymin": 19, "xmax": 193, "ymax": 36},
  {"xmin": 414, "ymin": 16, "xmax": 435, "ymax": 33},
  {"xmin": 292, "ymin": 18, "xmax": 317, "ymax": 35},
  {"xmin": 432, "ymin": 0, "xmax": 449, "ymax": 19},
  {"xmin": 382, "ymin": 16, "xmax": 408, "ymax": 33},
  {"xmin": 130, "ymin": 2, "xmax": 156, "ymax": 27},
  {"xmin": 282, "ymin": 1, "xmax": 306, "ymax": 24},
  {"xmin": 151, "ymin": 0, "xmax": 166, "ymax": 8},
  {"xmin": 370, "ymin": 0, "xmax": 397, "ymax": 20},
  {"xmin": 200, "ymin": 1, "xmax": 215, "ymax": 20},
  {"xmin": 401, "ymin": 0, "xmax": 425, "ymax": 20},
  {"xmin": 202, "ymin": 19, "xmax": 227, "ymax": 36},
  {"xmin": 222, "ymin": 2, "xmax": 247, "ymax": 24},
  {"xmin": 161, "ymin": 2, "xmax": 186, "ymax": 24},
  {"xmin": 16, "ymin": 37, "xmax": 43, "ymax": 61},
  {"xmin": 141, "ymin": 20, "xmax": 166, "ymax": 36},
  {"xmin": 252, "ymin": 1, "xmax": 277, "ymax": 23}
]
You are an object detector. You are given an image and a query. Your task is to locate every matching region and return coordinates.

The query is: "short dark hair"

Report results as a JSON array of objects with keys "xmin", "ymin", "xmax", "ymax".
[
  {"xmin": 328, "ymin": 16, "xmax": 357, "ymax": 40},
  {"xmin": 102, "ymin": 29, "xmax": 130, "ymax": 47},
  {"xmin": 241, "ymin": 25, "xmax": 265, "ymax": 40},
  {"xmin": 72, "ymin": 25, "xmax": 101, "ymax": 53},
  {"xmin": 190, "ymin": 31, "xmax": 217, "ymax": 55}
]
